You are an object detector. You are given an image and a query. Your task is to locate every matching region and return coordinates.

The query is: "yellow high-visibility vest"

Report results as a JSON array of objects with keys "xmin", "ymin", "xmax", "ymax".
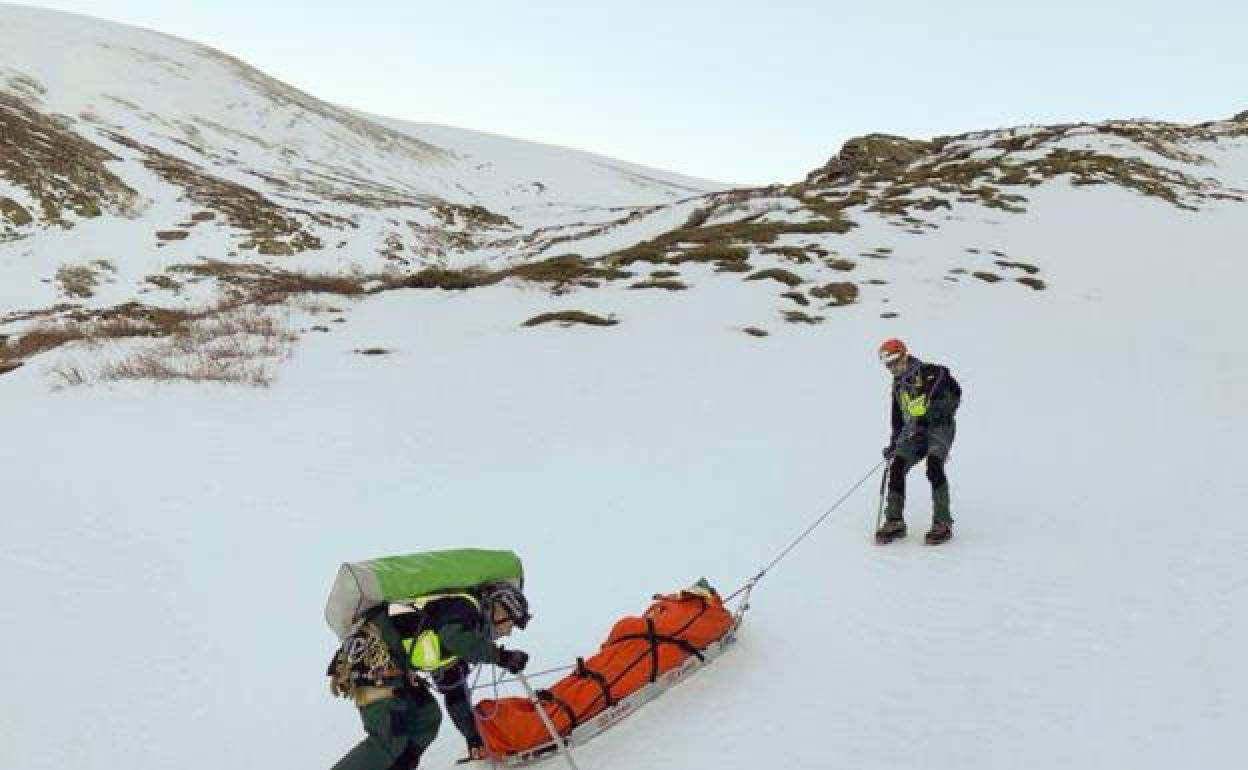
[
  {"xmin": 900, "ymin": 390, "xmax": 928, "ymax": 418},
  {"xmin": 395, "ymin": 593, "xmax": 480, "ymax": 672}
]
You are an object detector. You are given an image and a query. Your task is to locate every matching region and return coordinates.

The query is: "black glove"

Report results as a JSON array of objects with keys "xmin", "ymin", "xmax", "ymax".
[
  {"xmin": 882, "ymin": 441, "xmax": 897, "ymax": 458},
  {"xmin": 497, "ymin": 647, "xmax": 529, "ymax": 675}
]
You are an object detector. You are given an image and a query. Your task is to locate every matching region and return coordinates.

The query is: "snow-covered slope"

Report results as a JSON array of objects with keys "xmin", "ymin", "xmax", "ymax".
[
  {"xmin": 0, "ymin": 4, "xmax": 724, "ymax": 317},
  {"xmin": 3, "ymin": 167, "xmax": 1247, "ymax": 770},
  {"xmin": 3, "ymin": 7, "xmax": 1248, "ymax": 770}
]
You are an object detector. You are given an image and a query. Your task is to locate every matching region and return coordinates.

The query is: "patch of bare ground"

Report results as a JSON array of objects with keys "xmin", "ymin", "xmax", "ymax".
[
  {"xmin": 376, "ymin": 255, "xmax": 634, "ymax": 296},
  {"xmin": 432, "ymin": 202, "xmax": 515, "ymax": 230},
  {"xmin": 502, "ymin": 254, "xmax": 632, "ymax": 293},
  {"xmin": 745, "ymin": 268, "xmax": 803, "ymax": 287},
  {"xmin": 810, "ymin": 282, "xmax": 860, "ymax": 306},
  {"xmin": 169, "ymin": 261, "xmax": 368, "ymax": 303},
  {"xmin": 796, "ymin": 122, "xmax": 1227, "ymax": 221},
  {"xmin": 782, "ymin": 310, "xmax": 824, "ymax": 324},
  {"xmin": 994, "ymin": 259, "xmax": 1040, "ymax": 274},
  {"xmin": 144, "ymin": 274, "xmax": 183, "ymax": 292},
  {"xmin": 0, "ymin": 91, "xmax": 139, "ymax": 227},
  {"xmin": 54, "ymin": 264, "xmax": 105, "ymax": 299},
  {"xmin": 629, "ymin": 280, "xmax": 689, "ymax": 291},
  {"xmin": 522, "ymin": 311, "xmax": 618, "ymax": 328},
  {"xmin": 605, "ymin": 209, "xmax": 853, "ymax": 271},
  {"xmin": 762, "ymin": 246, "xmax": 814, "ymax": 264},
  {"xmin": 382, "ymin": 266, "xmax": 502, "ymax": 291},
  {"xmin": 507, "ymin": 205, "xmax": 664, "ymax": 260},
  {"xmin": 104, "ymin": 131, "xmax": 323, "ymax": 255}
]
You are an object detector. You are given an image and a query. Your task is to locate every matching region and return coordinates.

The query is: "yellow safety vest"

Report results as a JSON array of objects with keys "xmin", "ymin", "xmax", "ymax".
[
  {"xmin": 395, "ymin": 593, "xmax": 480, "ymax": 672},
  {"xmin": 899, "ymin": 389, "xmax": 928, "ymax": 418}
]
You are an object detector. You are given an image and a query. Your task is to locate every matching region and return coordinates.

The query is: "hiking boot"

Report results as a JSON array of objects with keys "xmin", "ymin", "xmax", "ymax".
[
  {"xmin": 924, "ymin": 520, "xmax": 953, "ymax": 545},
  {"xmin": 874, "ymin": 518, "xmax": 906, "ymax": 544}
]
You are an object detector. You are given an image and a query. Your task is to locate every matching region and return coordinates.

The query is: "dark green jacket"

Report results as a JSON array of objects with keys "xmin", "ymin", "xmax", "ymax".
[{"xmin": 389, "ymin": 595, "xmax": 503, "ymax": 672}]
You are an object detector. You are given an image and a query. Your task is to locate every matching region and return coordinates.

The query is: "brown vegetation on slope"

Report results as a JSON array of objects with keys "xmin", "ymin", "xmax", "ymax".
[{"xmin": 0, "ymin": 90, "xmax": 139, "ymax": 231}]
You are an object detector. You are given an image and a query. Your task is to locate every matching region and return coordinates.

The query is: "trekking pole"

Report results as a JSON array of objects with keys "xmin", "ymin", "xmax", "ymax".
[
  {"xmin": 516, "ymin": 672, "xmax": 581, "ymax": 770},
  {"xmin": 875, "ymin": 454, "xmax": 891, "ymax": 535}
]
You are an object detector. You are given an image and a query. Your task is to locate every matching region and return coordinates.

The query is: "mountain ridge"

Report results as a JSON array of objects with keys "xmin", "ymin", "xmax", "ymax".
[{"xmin": 2, "ymin": 4, "xmax": 1247, "ymax": 385}]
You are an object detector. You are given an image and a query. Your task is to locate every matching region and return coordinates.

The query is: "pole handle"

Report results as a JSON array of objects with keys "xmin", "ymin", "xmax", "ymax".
[{"xmin": 516, "ymin": 672, "xmax": 581, "ymax": 770}]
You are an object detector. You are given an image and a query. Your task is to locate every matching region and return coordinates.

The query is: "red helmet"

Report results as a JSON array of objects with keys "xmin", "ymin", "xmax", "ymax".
[{"xmin": 878, "ymin": 338, "xmax": 908, "ymax": 365}]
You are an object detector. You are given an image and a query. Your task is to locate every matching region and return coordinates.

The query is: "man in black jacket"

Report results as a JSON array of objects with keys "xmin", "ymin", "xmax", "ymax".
[
  {"xmin": 330, "ymin": 583, "xmax": 531, "ymax": 769},
  {"xmin": 876, "ymin": 338, "xmax": 962, "ymax": 545}
]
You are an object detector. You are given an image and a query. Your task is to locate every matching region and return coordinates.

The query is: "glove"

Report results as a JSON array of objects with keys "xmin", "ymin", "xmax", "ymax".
[
  {"xmin": 882, "ymin": 441, "xmax": 897, "ymax": 458},
  {"xmin": 497, "ymin": 647, "xmax": 529, "ymax": 675}
]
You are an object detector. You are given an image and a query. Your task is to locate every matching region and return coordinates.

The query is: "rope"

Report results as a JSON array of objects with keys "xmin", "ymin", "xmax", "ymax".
[
  {"xmin": 470, "ymin": 663, "xmax": 574, "ymax": 691},
  {"xmin": 470, "ymin": 458, "xmax": 886, "ymax": 689},
  {"xmin": 727, "ymin": 456, "xmax": 887, "ymax": 599}
]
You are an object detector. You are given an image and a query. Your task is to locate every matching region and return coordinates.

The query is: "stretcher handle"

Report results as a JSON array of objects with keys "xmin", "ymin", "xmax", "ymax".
[{"xmin": 516, "ymin": 672, "xmax": 581, "ymax": 770}]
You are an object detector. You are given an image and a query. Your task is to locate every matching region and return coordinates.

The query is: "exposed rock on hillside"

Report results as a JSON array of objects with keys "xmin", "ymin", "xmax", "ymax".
[{"xmin": 804, "ymin": 134, "xmax": 935, "ymax": 187}]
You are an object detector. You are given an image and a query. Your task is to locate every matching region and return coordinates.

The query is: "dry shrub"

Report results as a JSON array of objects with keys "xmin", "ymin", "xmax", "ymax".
[
  {"xmin": 258, "ymin": 272, "xmax": 366, "ymax": 301},
  {"xmin": 98, "ymin": 351, "xmax": 276, "ymax": 387},
  {"xmin": 47, "ymin": 359, "xmax": 89, "ymax": 388},
  {"xmin": 170, "ymin": 260, "xmax": 367, "ymax": 303},
  {"xmin": 6, "ymin": 317, "xmax": 158, "ymax": 362},
  {"xmin": 45, "ymin": 306, "xmax": 296, "ymax": 388}
]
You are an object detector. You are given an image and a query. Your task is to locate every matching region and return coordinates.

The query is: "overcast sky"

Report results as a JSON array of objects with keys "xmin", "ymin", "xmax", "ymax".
[{"xmin": 12, "ymin": 0, "xmax": 1248, "ymax": 184}]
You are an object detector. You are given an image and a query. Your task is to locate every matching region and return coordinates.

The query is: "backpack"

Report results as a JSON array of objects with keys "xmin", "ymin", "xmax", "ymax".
[{"xmin": 325, "ymin": 549, "xmax": 523, "ymax": 699}]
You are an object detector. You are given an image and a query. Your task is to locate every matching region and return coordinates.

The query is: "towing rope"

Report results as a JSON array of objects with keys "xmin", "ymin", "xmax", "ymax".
[
  {"xmin": 470, "ymin": 457, "xmax": 887, "ymax": 690},
  {"xmin": 726, "ymin": 456, "xmax": 887, "ymax": 600}
]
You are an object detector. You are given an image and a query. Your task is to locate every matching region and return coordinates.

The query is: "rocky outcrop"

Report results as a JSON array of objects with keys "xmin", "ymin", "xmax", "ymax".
[{"xmin": 804, "ymin": 134, "xmax": 934, "ymax": 186}]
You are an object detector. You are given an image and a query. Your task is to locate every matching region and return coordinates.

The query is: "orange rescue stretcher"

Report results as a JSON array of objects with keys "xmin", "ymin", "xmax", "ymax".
[{"xmin": 473, "ymin": 579, "xmax": 749, "ymax": 765}]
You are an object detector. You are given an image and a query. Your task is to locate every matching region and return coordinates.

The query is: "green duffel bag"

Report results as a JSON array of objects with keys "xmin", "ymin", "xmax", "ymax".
[{"xmin": 325, "ymin": 548, "xmax": 523, "ymax": 639}]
